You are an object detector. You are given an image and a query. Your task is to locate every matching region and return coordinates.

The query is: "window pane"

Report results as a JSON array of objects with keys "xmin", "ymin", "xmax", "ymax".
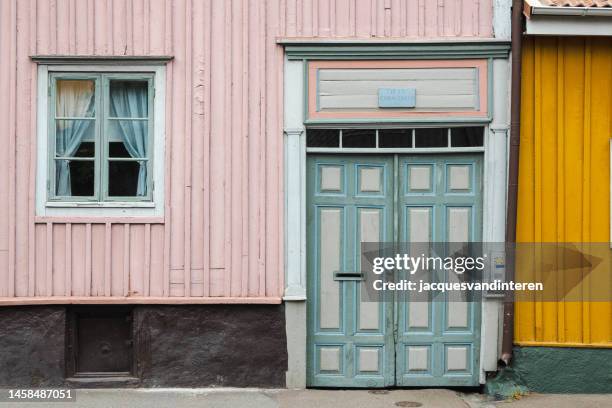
[
  {"xmin": 108, "ymin": 161, "xmax": 145, "ymax": 197},
  {"xmin": 379, "ymin": 129, "xmax": 412, "ymax": 148},
  {"xmin": 72, "ymin": 142, "xmax": 95, "ymax": 158},
  {"xmin": 307, "ymin": 129, "xmax": 339, "ymax": 147},
  {"xmin": 342, "ymin": 129, "xmax": 376, "ymax": 148},
  {"xmin": 55, "ymin": 159, "xmax": 94, "ymax": 197},
  {"xmin": 56, "ymin": 79, "xmax": 95, "ymax": 117},
  {"xmin": 108, "ymin": 141, "xmax": 131, "ymax": 158},
  {"xmin": 107, "ymin": 120, "xmax": 148, "ymax": 158},
  {"xmin": 109, "ymin": 80, "xmax": 149, "ymax": 118},
  {"xmin": 55, "ymin": 120, "xmax": 95, "ymax": 157},
  {"xmin": 414, "ymin": 128, "xmax": 447, "ymax": 148},
  {"xmin": 451, "ymin": 127, "xmax": 484, "ymax": 147}
]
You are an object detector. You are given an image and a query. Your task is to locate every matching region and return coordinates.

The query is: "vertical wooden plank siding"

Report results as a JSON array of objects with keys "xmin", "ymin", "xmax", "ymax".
[
  {"xmin": 516, "ymin": 37, "xmax": 612, "ymax": 347},
  {"xmin": 0, "ymin": 0, "xmax": 493, "ymax": 303}
]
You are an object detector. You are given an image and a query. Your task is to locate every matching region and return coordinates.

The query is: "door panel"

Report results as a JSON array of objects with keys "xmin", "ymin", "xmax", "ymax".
[
  {"xmin": 307, "ymin": 154, "xmax": 482, "ymax": 388},
  {"xmin": 307, "ymin": 155, "xmax": 395, "ymax": 387},
  {"xmin": 395, "ymin": 155, "xmax": 482, "ymax": 386}
]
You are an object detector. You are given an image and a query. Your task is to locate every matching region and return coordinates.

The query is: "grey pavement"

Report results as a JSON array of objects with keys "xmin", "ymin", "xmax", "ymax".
[{"xmin": 0, "ymin": 388, "xmax": 610, "ymax": 408}]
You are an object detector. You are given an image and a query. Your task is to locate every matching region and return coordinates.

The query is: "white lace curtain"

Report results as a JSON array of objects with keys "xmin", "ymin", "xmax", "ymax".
[
  {"xmin": 110, "ymin": 82, "xmax": 148, "ymax": 196},
  {"xmin": 55, "ymin": 80, "xmax": 94, "ymax": 196}
]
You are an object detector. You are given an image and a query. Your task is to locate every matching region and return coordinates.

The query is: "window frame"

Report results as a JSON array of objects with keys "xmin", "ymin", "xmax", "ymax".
[
  {"xmin": 305, "ymin": 126, "xmax": 486, "ymax": 153},
  {"xmin": 48, "ymin": 73, "xmax": 155, "ymax": 203},
  {"xmin": 48, "ymin": 73, "xmax": 101, "ymax": 203},
  {"xmin": 36, "ymin": 64, "xmax": 165, "ymax": 217},
  {"xmin": 102, "ymin": 73, "xmax": 154, "ymax": 202}
]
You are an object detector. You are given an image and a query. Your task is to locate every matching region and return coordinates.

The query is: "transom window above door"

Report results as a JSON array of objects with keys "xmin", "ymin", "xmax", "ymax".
[
  {"xmin": 49, "ymin": 73, "xmax": 153, "ymax": 202},
  {"xmin": 306, "ymin": 127, "xmax": 484, "ymax": 151}
]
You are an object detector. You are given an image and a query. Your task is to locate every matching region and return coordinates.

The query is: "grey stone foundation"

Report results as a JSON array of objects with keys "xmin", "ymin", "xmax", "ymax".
[{"xmin": 0, "ymin": 304, "xmax": 287, "ymax": 388}]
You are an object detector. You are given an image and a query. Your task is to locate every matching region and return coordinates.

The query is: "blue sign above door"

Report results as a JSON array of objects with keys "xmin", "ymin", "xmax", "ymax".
[{"xmin": 377, "ymin": 88, "xmax": 416, "ymax": 108}]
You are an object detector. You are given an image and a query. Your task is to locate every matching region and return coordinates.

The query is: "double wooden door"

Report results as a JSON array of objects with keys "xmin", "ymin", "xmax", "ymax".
[{"xmin": 307, "ymin": 154, "xmax": 482, "ymax": 387}]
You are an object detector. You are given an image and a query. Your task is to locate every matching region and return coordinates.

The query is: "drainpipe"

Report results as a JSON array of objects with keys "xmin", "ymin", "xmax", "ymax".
[{"xmin": 500, "ymin": 0, "xmax": 523, "ymax": 367}]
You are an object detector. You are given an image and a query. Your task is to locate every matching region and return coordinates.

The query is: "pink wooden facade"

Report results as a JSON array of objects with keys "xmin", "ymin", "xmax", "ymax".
[{"xmin": 0, "ymin": 0, "xmax": 494, "ymax": 304}]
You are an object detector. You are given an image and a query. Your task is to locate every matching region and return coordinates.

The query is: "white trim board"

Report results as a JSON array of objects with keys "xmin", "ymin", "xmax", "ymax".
[
  {"xmin": 525, "ymin": 15, "xmax": 612, "ymax": 36},
  {"xmin": 493, "ymin": 0, "xmax": 512, "ymax": 40}
]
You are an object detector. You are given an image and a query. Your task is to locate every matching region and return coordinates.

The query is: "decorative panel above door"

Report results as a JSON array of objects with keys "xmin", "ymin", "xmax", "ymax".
[{"xmin": 307, "ymin": 60, "xmax": 489, "ymax": 122}]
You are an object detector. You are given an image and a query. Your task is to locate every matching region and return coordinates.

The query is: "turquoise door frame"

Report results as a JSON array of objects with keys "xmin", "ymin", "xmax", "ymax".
[{"xmin": 307, "ymin": 154, "xmax": 483, "ymax": 388}]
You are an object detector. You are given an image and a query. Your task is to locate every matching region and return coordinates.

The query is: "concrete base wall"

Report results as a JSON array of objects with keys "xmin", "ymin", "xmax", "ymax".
[
  {"xmin": 284, "ymin": 301, "xmax": 306, "ymax": 389},
  {"xmin": 0, "ymin": 306, "xmax": 66, "ymax": 387},
  {"xmin": 487, "ymin": 346, "xmax": 612, "ymax": 395},
  {"xmin": 0, "ymin": 305, "xmax": 287, "ymax": 388}
]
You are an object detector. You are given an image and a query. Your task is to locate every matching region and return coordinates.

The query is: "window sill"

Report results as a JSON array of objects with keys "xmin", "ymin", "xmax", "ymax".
[
  {"xmin": 65, "ymin": 375, "xmax": 140, "ymax": 387},
  {"xmin": 38, "ymin": 202, "xmax": 163, "ymax": 218},
  {"xmin": 46, "ymin": 201, "xmax": 155, "ymax": 208}
]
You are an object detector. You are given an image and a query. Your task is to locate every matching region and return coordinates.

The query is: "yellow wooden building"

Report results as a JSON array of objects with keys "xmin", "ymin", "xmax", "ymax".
[
  {"xmin": 517, "ymin": 35, "xmax": 612, "ymax": 348},
  {"xmin": 512, "ymin": 0, "xmax": 612, "ymax": 393}
]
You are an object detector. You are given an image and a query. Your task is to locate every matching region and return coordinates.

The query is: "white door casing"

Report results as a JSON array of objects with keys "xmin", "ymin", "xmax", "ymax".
[{"xmin": 283, "ymin": 55, "xmax": 509, "ymax": 388}]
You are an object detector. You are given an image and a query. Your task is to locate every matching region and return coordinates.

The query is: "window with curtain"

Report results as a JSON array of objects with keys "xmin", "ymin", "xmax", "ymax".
[{"xmin": 49, "ymin": 73, "xmax": 153, "ymax": 202}]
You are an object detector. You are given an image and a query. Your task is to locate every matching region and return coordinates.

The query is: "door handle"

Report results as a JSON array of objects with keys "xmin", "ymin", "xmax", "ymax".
[{"xmin": 333, "ymin": 271, "xmax": 364, "ymax": 281}]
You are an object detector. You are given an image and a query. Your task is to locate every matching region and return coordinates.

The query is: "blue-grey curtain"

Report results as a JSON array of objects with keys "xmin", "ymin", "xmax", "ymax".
[
  {"xmin": 110, "ymin": 82, "xmax": 148, "ymax": 196},
  {"xmin": 55, "ymin": 81, "xmax": 94, "ymax": 196}
]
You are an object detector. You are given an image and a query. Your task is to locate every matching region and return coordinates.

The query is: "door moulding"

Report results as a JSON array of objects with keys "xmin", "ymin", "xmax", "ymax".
[{"xmin": 283, "ymin": 51, "xmax": 510, "ymax": 388}]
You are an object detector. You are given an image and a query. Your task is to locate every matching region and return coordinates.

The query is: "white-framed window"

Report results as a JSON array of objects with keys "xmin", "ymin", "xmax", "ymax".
[{"xmin": 36, "ymin": 64, "xmax": 165, "ymax": 217}]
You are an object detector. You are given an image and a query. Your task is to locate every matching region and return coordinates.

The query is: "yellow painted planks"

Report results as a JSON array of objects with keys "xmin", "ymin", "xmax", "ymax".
[{"xmin": 516, "ymin": 36, "xmax": 612, "ymax": 347}]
